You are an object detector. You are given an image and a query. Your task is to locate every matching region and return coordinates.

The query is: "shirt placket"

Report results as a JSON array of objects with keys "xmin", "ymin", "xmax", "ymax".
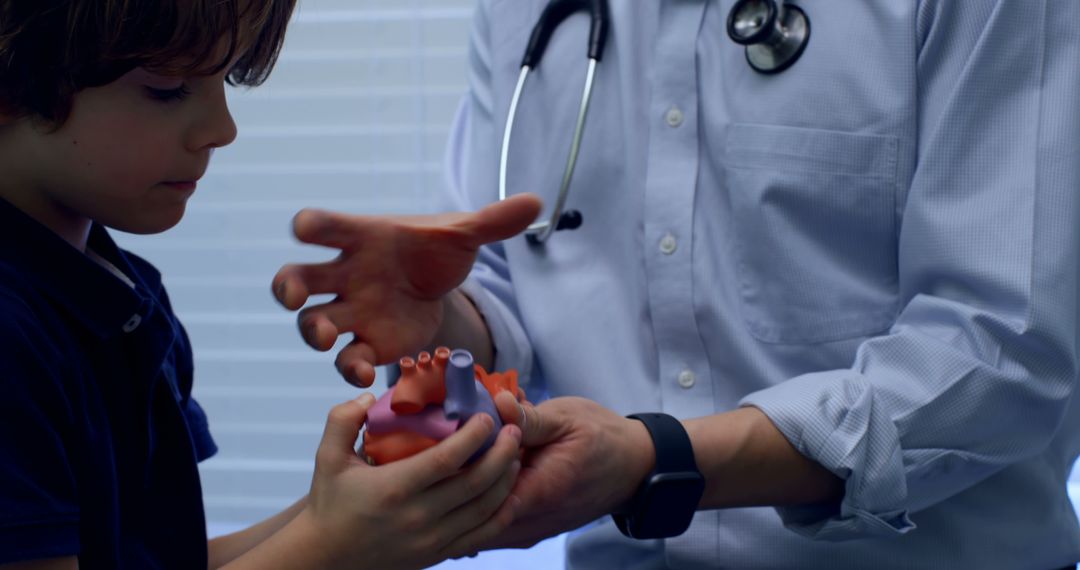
[{"xmin": 642, "ymin": 0, "xmax": 713, "ymax": 420}]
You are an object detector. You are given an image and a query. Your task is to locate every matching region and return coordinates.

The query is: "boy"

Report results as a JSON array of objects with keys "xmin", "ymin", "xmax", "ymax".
[{"xmin": 0, "ymin": 1, "xmax": 523, "ymax": 568}]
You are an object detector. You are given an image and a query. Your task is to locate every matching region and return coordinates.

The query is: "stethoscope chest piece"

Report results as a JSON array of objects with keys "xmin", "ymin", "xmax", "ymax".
[{"xmin": 727, "ymin": 0, "xmax": 810, "ymax": 74}]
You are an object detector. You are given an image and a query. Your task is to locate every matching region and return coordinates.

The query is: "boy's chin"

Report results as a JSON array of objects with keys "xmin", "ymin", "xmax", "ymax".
[{"xmin": 102, "ymin": 207, "xmax": 187, "ymax": 235}]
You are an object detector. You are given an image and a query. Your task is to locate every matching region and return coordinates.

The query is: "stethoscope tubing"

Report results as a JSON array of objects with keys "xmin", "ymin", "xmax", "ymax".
[
  {"xmin": 500, "ymin": 58, "xmax": 598, "ymax": 244},
  {"xmin": 500, "ymin": 0, "xmax": 608, "ymax": 245},
  {"xmin": 500, "ymin": 0, "xmax": 808, "ymax": 245}
]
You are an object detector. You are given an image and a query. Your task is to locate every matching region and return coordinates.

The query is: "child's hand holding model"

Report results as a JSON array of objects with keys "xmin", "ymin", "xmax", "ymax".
[{"xmin": 227, "ymin": 392, "xmax": 522, "ymax": 570}]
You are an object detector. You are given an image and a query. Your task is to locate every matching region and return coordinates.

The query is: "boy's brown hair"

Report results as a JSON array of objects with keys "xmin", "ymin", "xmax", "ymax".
[{"xmin": 0, "ymin": 0, "xmax": 297, "ymax": 125}]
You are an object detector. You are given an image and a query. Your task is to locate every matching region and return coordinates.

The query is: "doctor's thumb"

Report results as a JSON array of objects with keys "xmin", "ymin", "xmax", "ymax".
[
  {"xmin": 494, "ymin": 391, "xmax": 551, "ymax": 447},
  {"xmin": 463, "ymin": 193, "xmax": 544, "ymax": 246}
]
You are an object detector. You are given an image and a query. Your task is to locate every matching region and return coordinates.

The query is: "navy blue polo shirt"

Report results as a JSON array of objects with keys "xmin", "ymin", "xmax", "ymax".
[{"xmin": 0, "ymin": 197, "xmax": 217, "ymax": 568}]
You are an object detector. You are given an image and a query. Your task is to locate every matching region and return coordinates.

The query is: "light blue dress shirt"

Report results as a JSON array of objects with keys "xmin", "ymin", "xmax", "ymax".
[{"xmin": 440, "ymin": 1, "xmax": 1080, "ymax": 568}]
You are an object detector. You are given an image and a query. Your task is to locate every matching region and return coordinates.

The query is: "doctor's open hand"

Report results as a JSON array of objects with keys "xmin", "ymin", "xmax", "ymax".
[{"xmin": 272, "ymin": 194, "xmax": 542, "ymax": 386}]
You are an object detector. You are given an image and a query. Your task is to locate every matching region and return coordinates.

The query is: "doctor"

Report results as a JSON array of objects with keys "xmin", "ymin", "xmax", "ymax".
[{"xmin": 274, "ymin": 0, "xmax": 1080, "ymax": 568}]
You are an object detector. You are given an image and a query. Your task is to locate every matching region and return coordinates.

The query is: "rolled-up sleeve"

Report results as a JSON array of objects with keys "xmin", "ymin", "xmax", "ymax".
[
  {"xmin": 440, "ymin": 0, "xmax": 536, "ymax": 385},
  {"xmin": 741, "ymin": 0, "xmax": 1079, "ymax": 540}
]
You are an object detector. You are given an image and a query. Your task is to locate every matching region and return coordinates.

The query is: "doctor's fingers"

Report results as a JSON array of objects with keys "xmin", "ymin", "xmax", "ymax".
[
  {"xmin": 298, "ymin": 302, "xmax": 360, "ymax": 351},
  {"xmin": 456, "ymin": 193, "xmax": 544, "ymax": 248},
  {"xmin": 494, "ymin": 391, "xmax": 550, "ymax": 447},
  {"xmin": 335, "ymin": 339, "xmax": 378, "ymax": 387},
  {"xmin": 291, "ymin": 208, "xmax": 381, "ymax": 250},
  {"xmin": 273, "ymin": 261, "xmax": 342, "ymax": 311}
]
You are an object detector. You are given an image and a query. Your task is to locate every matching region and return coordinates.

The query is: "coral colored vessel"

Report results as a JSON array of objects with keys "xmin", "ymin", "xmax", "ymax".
[{"xmin": 361, "ymin": 347, "xmax": 523, "ymax": 465}]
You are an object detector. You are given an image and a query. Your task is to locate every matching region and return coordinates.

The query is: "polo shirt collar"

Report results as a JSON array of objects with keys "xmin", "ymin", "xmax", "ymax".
[{"xmin": 0, "ymin": 197, "xmax": 158, "ymax": 341}]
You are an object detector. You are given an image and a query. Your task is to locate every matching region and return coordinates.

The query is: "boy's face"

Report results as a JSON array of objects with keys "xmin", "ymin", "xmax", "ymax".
[{"xmin": 3, "ymin": 64, "xmax": 238, "ymax": 235}]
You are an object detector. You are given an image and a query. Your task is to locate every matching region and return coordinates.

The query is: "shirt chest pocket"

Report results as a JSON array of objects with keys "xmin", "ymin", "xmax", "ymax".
[{"xmin": 724, "ymin": 123, "xmax": 900, "ymax": 344}]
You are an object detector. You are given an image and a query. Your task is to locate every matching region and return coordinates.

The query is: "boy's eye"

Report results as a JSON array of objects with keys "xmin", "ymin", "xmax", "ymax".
[{"xmin": 144, "ymin": 84, "xmax": 192, "ymax": 102}]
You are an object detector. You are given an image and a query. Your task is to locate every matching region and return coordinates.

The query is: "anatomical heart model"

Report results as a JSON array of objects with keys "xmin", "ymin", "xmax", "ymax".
[{"xmin": 361, "ymin": 347, "xmax": 524, "ymax": 465}]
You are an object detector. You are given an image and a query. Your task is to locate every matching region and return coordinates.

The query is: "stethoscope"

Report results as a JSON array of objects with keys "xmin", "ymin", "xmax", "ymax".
[{"xmin": 500, "ymin": 0, "xmax": 811, "ymax": 245}]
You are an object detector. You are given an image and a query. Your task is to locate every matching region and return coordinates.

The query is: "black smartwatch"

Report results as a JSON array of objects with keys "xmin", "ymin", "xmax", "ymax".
[{"xmin": 611, "ymin": 413, "xmax": 705, "ymax": 539}]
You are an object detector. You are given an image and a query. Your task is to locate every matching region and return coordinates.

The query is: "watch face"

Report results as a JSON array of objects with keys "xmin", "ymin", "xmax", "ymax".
[
  {"xmin": 634, "ymin": 472, "xmax": 705, "ymax": 538},
  {"xmin": 645, "ymin": 472, "xmax": 705, "ymax": 507}
]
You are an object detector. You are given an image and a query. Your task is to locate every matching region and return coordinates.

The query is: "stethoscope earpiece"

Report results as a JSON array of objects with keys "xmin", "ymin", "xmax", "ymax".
[{"xmin": 727, "ymin": 0, "xmax": 810, "ymax": 75}]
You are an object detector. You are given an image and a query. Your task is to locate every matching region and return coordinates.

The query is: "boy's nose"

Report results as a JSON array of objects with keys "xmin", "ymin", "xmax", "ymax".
[{"xmin": 186, "ymin": 88, "xmax": 238, "ymax": 151}]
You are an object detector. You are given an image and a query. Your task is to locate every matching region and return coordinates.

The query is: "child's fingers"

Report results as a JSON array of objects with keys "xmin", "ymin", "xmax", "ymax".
[
  {"xmin": 390, "ymin": 413, "xmax": 497, "ymax": 490},
  {"xmin": 437, "ymin": 488, "xmax": 522, "ymax": 561},
  {"xmin": 315, "ymin": 393, "xmax": 377, "ymax": 469},
  {"xmin": 434, "ymin": 451, "xmax": 521, "ymax": 542},
  {"xmin": 335, "ymin": 339, "xmax": 378, "ymax": 387},
  {"xmin": 421, "ymin": 423, "xmax": 523, "ymax": 517}
]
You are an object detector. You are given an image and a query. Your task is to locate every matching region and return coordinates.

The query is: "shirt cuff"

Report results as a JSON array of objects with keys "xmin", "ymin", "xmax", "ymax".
[
  {"xmin": 739, "ymin": 370, "xmax": 915, "ymax": 541},
  {"xmin": 458, "ymin": 277, "xmax": 534, "ymax": 386}
]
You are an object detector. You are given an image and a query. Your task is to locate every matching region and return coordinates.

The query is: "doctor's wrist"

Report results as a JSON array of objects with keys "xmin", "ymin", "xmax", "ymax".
[
  {"xmin": 429, "ymin": 288, "xmax": 495, "ymax": 370},
  {"xmin": 613, "ymin": 416, "xmax": 658, "ymax": 513}
]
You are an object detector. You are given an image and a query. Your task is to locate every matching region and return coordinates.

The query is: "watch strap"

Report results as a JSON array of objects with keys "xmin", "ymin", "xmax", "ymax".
[
  {"xmin": 612, "ymin": 412, "xmax": 704, "ymax": 539},
  {"xmin": 627, "ymin": 412, "xmax": 699, "ymax": 474}
]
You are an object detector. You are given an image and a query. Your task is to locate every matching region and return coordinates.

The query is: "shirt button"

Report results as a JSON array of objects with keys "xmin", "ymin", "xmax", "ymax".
[
  {"xmin": 677, "ymin": 369, "xmax": 696, "ymax": 389},
  {"xmin": 665, "ymin": 106, "xmax": 684, "ymax": 128},
  {"xmin": 659, "ymin": 233, "xmax": 678, "ymax": 255},
  {"xmin": 122, "ymin": 314, "xmax": 142, "ymax": 333}
]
